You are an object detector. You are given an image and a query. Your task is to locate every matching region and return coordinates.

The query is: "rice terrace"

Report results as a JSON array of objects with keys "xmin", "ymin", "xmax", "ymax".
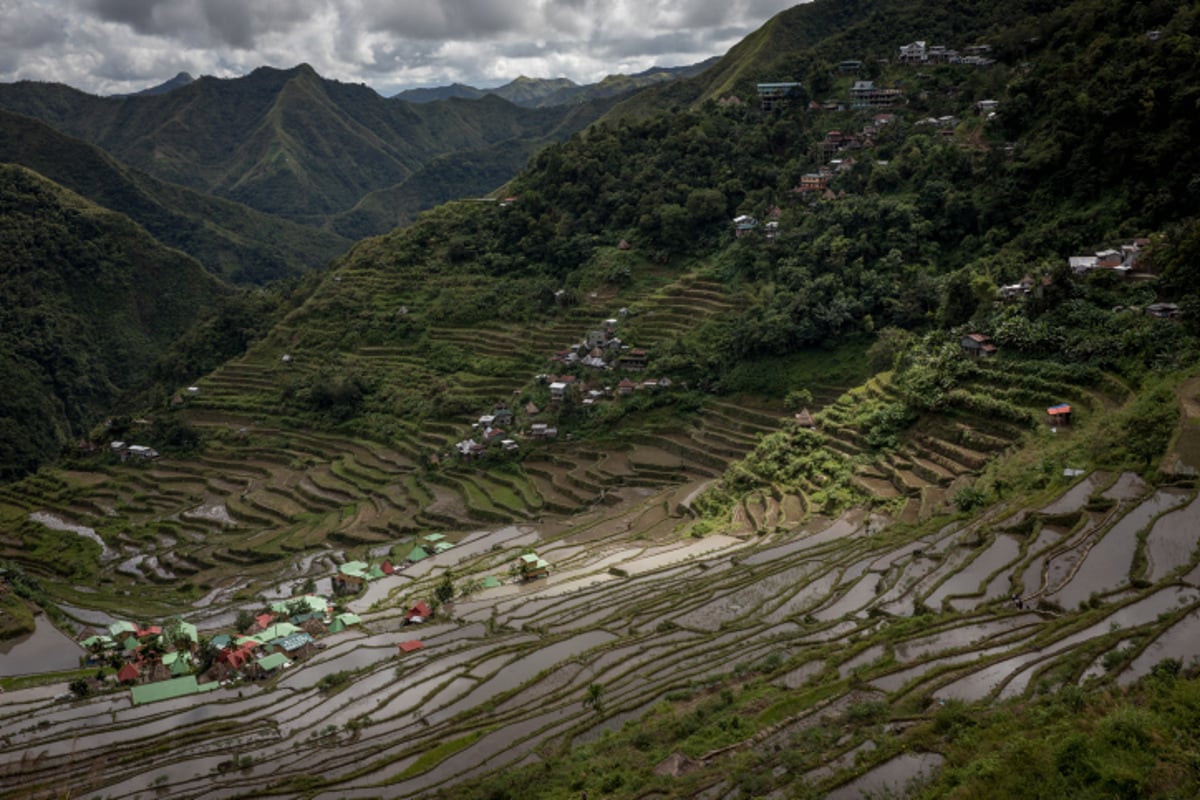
[
  {"xmin": 5, "ymin": 0, "xmax": 1200, "ymax": 797},
  {"xmin": 5, "ymin": 259, "xmax": 1200, "ymax": 798}
]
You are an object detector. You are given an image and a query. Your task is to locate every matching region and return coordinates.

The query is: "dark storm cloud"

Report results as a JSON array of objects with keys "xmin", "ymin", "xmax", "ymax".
[
  {"xmin": 84, "ymin": 0, "xmax": 322, "ymax": 48},
  {"xmin": 361, "ymin": 0, "xmax": 531, "ymax": 41}
]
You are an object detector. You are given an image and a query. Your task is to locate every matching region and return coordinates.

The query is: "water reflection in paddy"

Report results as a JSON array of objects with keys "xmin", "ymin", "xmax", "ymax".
[{"xmin": 0, "ymin": 615, "xmax": 83, "ymax": 676}]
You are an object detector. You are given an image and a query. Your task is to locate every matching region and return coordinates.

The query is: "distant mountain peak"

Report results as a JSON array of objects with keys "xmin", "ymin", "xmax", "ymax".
[{"xmin": 121, "ymin": 71, "xmax": 194, "ymax": 97}]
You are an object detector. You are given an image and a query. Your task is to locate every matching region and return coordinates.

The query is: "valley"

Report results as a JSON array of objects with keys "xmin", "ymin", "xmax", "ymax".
[{"xmin": 4, "ymin": 0, "xmax": 1200, "ymax": 797}]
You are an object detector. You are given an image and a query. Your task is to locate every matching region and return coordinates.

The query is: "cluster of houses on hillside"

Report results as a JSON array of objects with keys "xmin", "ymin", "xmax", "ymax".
[
  {"xmin": 108, "ymin": 441, "xmax": 160, "ymax": 461},
  {"xmin": 897, "ymin": 41, "xmax": 996, "ymax": 68},
  {"xmin": 75, "ymin": 594, "xmax": 361, "ymax": 704},
  {"xmin": 451, "ymin": 313, "xmax": 676, "ymax": 460},
  {"xmin": 998, "ymin": 238, "xmax": 1157, "ymax": 302},
  {"xmin": 734, "ymin": 207, "xmax": 783, "ymax": 238},
  {"xmin": 72, "ymin": 536, "xmax": 550, "ymax": 704},
  {"xmin": 1066, "ymin": 238, "xmax": 1149, "ymax": 276}
]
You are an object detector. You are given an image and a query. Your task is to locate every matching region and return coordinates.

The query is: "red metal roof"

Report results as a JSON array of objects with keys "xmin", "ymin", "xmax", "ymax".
[
  {"xmin": 398, "ymin": 640, "xmax": 424, "ymax": 653},
  {"xmin": 407, "ymin": 601, "xmax": 432, "ymax": 620},
  {"xmin": 117, "ymin": 663, "xmax": 140, "ymax": 682},
  {"xmin": 1047, "ymin": 404, "xmax": 1072, "ymax": 415}
]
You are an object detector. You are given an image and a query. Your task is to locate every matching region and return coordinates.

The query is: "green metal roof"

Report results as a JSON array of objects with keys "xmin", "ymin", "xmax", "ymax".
[
  {"xmin": 271, "ymin": 632, "xmax": 314, "ymax": 652},
  {"xmin": 433, "ymin": 542, "xmax": 453, "ymax": 553},
  {"xmin": 109, "ymin": 621, "xmax": 137, "ymax": 637},
  {"xmin": 130, "ymin": 676, "xmax": 200, "ymax": 705},
  {"xmin": 407, "ymin": 546, "xmax": 429, "ymax": 562},
  {"xmin": 520, "ymin": 553, "xmax": 539, "ymax": 564},
  {"xmin": 368, "ymin": 565, "xmax": 386, "ymax": 580},
  {"xmin": 210, "ymin": 634, "xmax": 232, "ymax": 649},
  {"xmin": 258, "ymin": 622, "xmax": 300, "ymax": 641},
  {"xmin": 481, "ymin": 575, "xmax": 502, "ymax": 589},
  {"xmin": 257, "ymin": 652, "xmax": 288, "ymax": 672},
  {"xmin": 176, "ymin": 621, "xmax": 198, "ymax": 643},
  {"xmin": 339, "ymin": 561, "xmax": 369, "ymax": 578},
  {"xmin": 170, "ymin": 657, "xmax": 192, "ymax": 676},
  {"xmin": 422, "ymin": 533, "xmax": 446, "ymax": 542},
  {"xmin": 335, "ymin": 613, "xmax": 361, "ymax": 626}
]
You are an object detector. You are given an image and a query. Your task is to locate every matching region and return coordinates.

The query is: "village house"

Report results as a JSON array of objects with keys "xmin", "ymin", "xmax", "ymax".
[
  {"xmin": 617, "ymin": 379, "xmax": 636, "ymax": 397},
  {"xmin": 529, "ymin": 422, "xmax": 559, "ymax": 439},
  {"xmin": 620, "ymin": 349, "xmax": 649, "ymax": 372},
  {"xmin": 1047, "ymin": 403, "xmax": 1073, "ymax": 426},
  {"xmin": 406, "ymin": 601, "xmax": 433, "ymax": 624},
  {"xmin": 898, "ymin": 41, "xmax": 928, "ymax": 63},
  {"xmin": 999, "ymin": 275, "xmax": 1036, "ymax": 300},
  {"xmin": 755, "ymin": 82, "xmax": 803, "ymax": 112},
  {"xmin": 1122, "ymin": 238, "xmax": 1149, "ymax": 268},
  {"xmin": 733, "ymin": 214, "xmax": 759, "ymax": 237},
  {"xmin": 849, "ymin": 80, "xmax": 902, "ymax": 109},
  {"xmin": 960, "ymin": 333, "xmax": 997, "ymax": 357},
  {"xmin": 796, "ymin": 173, "xmax": 831, "ymax": 194},
  {"xmin": 516, "ymin": 553, "xmax": 551, "ymax": 581},
  {"xmin": 1145, "ymin": 302, "xmax": 1181, "ymax": 320},
  {"xmin": 1069, "ymin": 255, "xmax": 1099, "ymax": 273},
  {"xmin": 794, "ymin": 408, "xmax": 816, "ymax": 428},
  {"xmin": 269, "ymin": 632, "xmax": 316, "ymax": 660},
  {"xmin": 838, "ymin": 59, "xmax": 863, "ymax": 73}
]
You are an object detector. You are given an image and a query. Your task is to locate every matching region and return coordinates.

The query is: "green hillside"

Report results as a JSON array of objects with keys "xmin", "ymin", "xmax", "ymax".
[
  {"xmin": 0, "ymin": 65, "xmax": 618, "ymax": 230},
  {"xmin": 0, "ymin": 165, "xmax": 229, "ymax": 477},
  {"xmin": 0, "ymin": 109, "xmax": 349, "ymax": 283}
]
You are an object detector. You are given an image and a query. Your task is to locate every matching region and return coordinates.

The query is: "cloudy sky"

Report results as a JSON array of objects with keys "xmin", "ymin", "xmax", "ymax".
[{"xmin": 0, "ymin": 0, "xmax": 804, "ymax": 96}]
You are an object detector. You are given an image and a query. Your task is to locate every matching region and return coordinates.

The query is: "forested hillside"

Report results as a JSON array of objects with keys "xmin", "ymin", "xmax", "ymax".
[
  {"xmin": 0, "ymin": 65, "xmax": 620, "ymax": 232},
  {"xmin": 0, "ymin": 109, "xmax": 349, "ymax": 283},
  {"xmin": 0, "ymin": 165, "xmax": 229, "ymax": 477}
]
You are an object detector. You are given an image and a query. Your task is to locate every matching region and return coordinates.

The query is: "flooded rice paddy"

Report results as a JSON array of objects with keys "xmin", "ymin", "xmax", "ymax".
[{"xmin": 4, "ymin": 471, "xmax": 1199, "ymax": 798}]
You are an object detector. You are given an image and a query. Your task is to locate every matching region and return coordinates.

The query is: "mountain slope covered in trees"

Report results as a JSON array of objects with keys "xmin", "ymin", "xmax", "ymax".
[
  {"xmin": 0, "ymin": 65, "xmax": 620, "ymax": 232},
  {"xmin": 0, "ymin": 165, "xmax": 230, "ymax": 477},
  {"xmin": 0, "ymin": 109, "xmax": 349, "ymax": 283}
]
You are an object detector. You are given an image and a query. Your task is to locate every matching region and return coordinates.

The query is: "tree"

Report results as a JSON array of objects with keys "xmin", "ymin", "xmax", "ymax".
[
  {"xmin": 583, "ymin": 682, "xmax": 604, "ymax": 714},
  {"xmin": 235, "ymin": 609, "xmax": 255, "ymax": 634},
  {"xmin": 435, "ymin": 571, "xmax": 455, "ymax": 608},
  {"xmin": 784, "ymin": 388, "xmax": 813, "ymax": 411}
]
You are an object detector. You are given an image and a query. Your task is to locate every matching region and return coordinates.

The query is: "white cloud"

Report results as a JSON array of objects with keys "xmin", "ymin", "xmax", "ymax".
[{"xmin": 0, "ymin": 0, "xmax": 805, "ymax": 95}]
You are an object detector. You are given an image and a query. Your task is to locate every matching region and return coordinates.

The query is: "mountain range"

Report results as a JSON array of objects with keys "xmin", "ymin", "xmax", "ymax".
[
  {"xmin": 0, "ymin": 64, "xmax": 618, "ymax": 231},
  {"xmin": 393, "ymin": 59, "xmax": 719, "ymax": 107}
]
